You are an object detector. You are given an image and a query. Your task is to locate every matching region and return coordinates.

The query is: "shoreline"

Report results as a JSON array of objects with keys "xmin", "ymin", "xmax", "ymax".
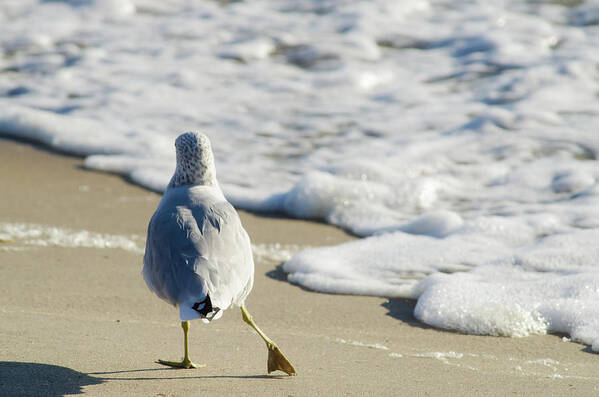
[{"xmin": 1, "ymin": 137, "xmax": 598, "ymax": 396}]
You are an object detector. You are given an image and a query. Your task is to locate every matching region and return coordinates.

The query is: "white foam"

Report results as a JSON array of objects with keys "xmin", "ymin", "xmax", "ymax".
[
  {"xmin": 335, "ymin": 338, "xmax": 389, "ymax": 351},
  {"xmin": 251, "ymin": 243, "xmax": 305, "ymax": 265},
  {"xmin": 398, "ymin": 211, "xmax": 464, "ymax": 238},
  {"xmin": 413, "ymin": 351, "xmax": 463, "ymax": 360},
  {"xmin": 0, "ymin": 222, "xmax": 143, "ymax": 253},
  {"xmin": 526, "ymin": 358, "xmax": 559, "ymax": 367},
  {"xmin": 285, "ymin": 223, "xmax": 599, "ymax": 347},
  {"xmin": 0, "ymin": 106, "xmax": 135, "ymax": 156}
]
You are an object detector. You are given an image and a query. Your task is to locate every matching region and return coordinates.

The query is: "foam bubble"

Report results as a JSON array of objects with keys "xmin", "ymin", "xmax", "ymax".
[{"xmin": 399, "ymin": 211, "xmax": 463, "ymax": 238}]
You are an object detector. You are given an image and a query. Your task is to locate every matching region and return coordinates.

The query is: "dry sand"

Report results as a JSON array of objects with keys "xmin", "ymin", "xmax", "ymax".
[{"xmin": 1, "ymin": 137, "xmax": 598, "ymax": 396}]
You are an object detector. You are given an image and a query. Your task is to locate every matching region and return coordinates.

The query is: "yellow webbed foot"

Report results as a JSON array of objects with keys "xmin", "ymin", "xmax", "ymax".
[
  {"xmin": 267, "ymin": 344, "xmax": 296, "ymax": 376},
  {"xmin": 157, "ymin": 358, "xmax": 205, "ymax": 369}
]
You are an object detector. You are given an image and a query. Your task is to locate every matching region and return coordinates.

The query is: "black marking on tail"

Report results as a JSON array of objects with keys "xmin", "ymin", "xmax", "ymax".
[{"xmin": 192, "ymin": 295, "xmax": 213, "ymax": 316}]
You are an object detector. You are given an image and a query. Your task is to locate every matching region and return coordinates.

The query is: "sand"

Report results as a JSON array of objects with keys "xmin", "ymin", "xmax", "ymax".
[{"xmin": 1, "ymin": 137, "xmax": 598, "ymax": 396}]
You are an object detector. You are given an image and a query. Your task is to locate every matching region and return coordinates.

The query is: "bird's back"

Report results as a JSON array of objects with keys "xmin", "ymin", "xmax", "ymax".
[{"xmin": 143, "ymin": 185, "xmax": 254, "ymax": 321}]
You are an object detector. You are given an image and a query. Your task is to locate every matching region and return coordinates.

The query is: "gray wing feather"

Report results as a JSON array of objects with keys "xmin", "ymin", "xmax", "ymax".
[{"xmin": 143, "ymin": 185, "xmax": 254, "ymax": 312}]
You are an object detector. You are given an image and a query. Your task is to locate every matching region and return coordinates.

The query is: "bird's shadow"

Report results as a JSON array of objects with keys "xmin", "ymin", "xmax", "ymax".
[
  {"xmin": 0, "ymin": 361, "xmax": 104, "ymax": 396},
  {"xmin": 0, "ymin": 361, "xmax": 288, "ymax": 396},
  {"xmin": 89, "ymin": 367, "xmax": 288, "ymax": 381}
]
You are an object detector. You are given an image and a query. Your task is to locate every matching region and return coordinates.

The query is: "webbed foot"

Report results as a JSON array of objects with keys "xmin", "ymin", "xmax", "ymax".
[
  {"xmin": 267, "ymin": 343, "xmax": 296, "ymax": 376},
  {"xmin": 157, "ymin": 358, "xmax": 205, "ymax": 369}
]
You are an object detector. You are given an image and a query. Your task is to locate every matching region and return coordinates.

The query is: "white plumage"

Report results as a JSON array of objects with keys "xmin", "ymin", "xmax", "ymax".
[
  {"xmin": 143, "ymin": 131, "xmax": 253, "ymax": 321},
  {"xmin": 143, "ymin": 183, "xmax": 254, "ymax": 322},
  {"xmin": 142, "ymin": 131, "xmax": 295, "ymax": 375}
]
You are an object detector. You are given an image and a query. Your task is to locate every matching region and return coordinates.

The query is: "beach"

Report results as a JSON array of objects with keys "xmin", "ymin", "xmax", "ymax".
[{"xmin": 1, "ymin": 138, "xmax": 599, "ymax": 396}]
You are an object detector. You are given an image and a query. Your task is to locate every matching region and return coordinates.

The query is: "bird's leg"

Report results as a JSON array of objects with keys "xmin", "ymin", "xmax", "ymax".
[
  {"xmin": 157, "ymin": 321, "xmax": 205, "ymax": 369},
  {"xmin": 240, "ymin": 305, "xmax": 296, "ymax": 376}
]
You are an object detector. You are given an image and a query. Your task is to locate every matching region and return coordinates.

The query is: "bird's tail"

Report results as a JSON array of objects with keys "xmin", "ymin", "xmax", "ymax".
[{"xmin": 179, "ymin": 295, "xmax": 223, "ymax": 323}]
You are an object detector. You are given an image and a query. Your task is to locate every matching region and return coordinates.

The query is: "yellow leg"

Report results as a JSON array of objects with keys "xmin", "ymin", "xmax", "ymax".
[
  {"xmin": 241, "ymin": 305, "xmax": 296, "ymax": 376},
  {"xmin": 157, "ymin": 321, "xmax": 205, "ymax": 369}
]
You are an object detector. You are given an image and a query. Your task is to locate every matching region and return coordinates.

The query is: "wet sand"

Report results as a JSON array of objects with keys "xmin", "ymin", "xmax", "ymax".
[{"xmin": 1, "ymin": 138, "xmax": 598, "ymax": 396}]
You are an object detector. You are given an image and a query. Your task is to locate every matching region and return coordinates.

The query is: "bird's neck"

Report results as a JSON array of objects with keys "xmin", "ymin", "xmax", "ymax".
[{"xmin": 168, "ymin": 162, "xmax": 217, "ymax": 189}]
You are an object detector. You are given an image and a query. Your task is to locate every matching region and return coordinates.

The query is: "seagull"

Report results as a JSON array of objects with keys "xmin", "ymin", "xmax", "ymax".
[{"xmin": 142, "ymin": 131, "xmax": 295, "ymax": 375}]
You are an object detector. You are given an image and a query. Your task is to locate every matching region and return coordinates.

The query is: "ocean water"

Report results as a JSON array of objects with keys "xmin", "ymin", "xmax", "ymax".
[{"xmin": 2, "ymin": 0, "xmax": 599, "ymax": 350}]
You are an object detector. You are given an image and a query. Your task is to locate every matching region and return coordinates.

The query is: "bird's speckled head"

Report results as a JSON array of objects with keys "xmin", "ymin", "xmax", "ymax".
[{"xmin": 168, "ymin": 132, "xmax": 217, "ymax": 188}]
